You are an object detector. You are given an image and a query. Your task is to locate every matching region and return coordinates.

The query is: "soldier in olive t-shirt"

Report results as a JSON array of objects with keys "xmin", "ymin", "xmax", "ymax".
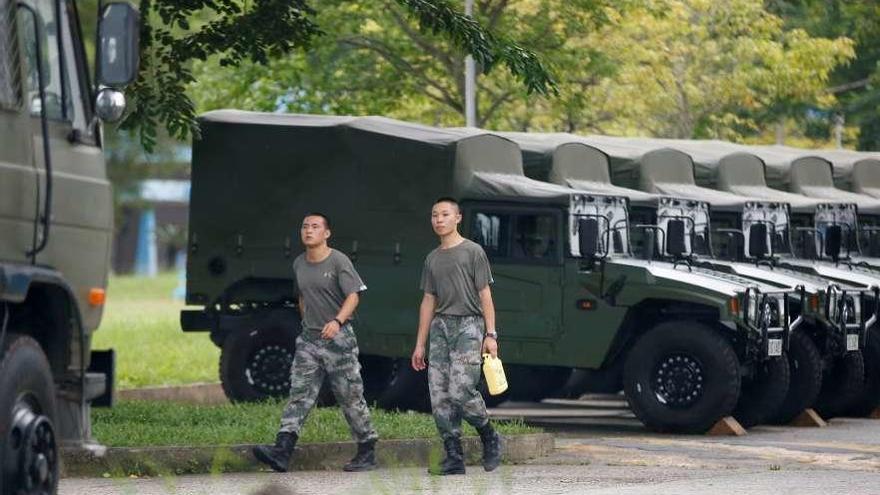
[
  {"xmin": 294, "ymin": 250, "xmax": 368, "ymax": 330},
  {"xmin": 420, "ymin": 239, "xmax": 494, "ymax": 315},
  {"xmin": 411, "ymin": 197, "xmax": 502, "ymax": 476}
]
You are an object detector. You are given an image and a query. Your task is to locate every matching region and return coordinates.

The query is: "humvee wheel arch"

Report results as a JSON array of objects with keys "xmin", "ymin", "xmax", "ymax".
[
  {"xmin": 0, "ymin": 334, "xmax": 59, "ymax": 495},
  {"xmin": 623, "ymin": 320, "xmax": 741, "ymax": 434}
]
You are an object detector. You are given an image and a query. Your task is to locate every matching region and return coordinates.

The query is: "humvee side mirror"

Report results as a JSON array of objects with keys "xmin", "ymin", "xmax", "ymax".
[
  {"xmin": 578, "ymin": 218, "xmax": 599, "ymax": 258},
  {"xmin": 666, "ymin": 220, "xmax": 687, "ymax": 257},
  {"xmin": 748, "ymin": 224, "xmax": 769, "ymax": 258},
  {"xmin": 97, "ymin": 2, "xmax": 140, "ymax": 87},
  {"xmin": 825, "ymin": 225, "xmax": 842, "ymax": 261}
]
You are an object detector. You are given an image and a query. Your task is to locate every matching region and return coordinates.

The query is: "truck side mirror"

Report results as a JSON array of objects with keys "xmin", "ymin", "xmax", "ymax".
[
  {"xmin": 97, "ymin": 2, "xmax": 140, "ymax": 87},
  {"xmin": 748, "ymin": 224, "xmax": 769, "ymax": 258},
  {"xmin": 825, "ymin": 225, "xmax": 842, "ymax": 261},
  {"xmin": 666, "ymin": 220, "xmax": 687, "ymax": 257},
  {"xmin": 578, "ymin": 218, "xmax": 599, "ymax": 258}
]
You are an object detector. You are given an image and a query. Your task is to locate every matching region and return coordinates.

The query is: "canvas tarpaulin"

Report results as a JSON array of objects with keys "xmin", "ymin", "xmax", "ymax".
[
  {"xmin": 496, "ymin": 131, "xmax": 661, "ymax": 206},
  {"xmin": 579, "ymin": 136, "xmax": 757, "ymax": 212}
]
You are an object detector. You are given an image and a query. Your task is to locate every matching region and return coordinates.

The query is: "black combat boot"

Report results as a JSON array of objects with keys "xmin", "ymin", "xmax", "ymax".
[
  {"xmin": 253, "ymin": 431, "xmax": 297, "ymax": 472},
  {"xmin": 343, "ymin": 439, "xmax": 378, "ymax": 472},
  {"xmin": 437, "ymin": 436, "xmax": 465, "ymax": 475},
  {"xmin": 477, "ymin": 423, "xmax": 502, "ymax": 472}
]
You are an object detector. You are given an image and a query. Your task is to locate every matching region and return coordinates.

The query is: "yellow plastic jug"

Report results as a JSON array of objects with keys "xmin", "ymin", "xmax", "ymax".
[{"xmin": 482, "ymin": 354, "xmax": 508, "ymax": 396}]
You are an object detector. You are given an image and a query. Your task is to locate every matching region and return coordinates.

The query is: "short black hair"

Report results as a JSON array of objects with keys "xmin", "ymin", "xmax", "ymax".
[
  {"xmin": 303, "ymin": 212, "xmax": 331, "ymax": 229},
  {"xmin": 434, "ymin": 196, "xmax": 460, "ymax": 212}
]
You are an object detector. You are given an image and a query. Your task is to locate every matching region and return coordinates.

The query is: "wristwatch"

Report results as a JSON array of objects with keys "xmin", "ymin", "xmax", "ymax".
[{"xmin": 485, "ymin": 331, "xmax": 498, "ymax": 340}]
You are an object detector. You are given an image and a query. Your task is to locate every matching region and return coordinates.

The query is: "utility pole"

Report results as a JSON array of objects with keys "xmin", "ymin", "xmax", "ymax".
[
  {"xmin": 464, "ymin": 0, "xmax": 476, "ymax": 127},
  {"xmin": 833, "ymin": 113, "xmax": 845, "ymax": 149}
]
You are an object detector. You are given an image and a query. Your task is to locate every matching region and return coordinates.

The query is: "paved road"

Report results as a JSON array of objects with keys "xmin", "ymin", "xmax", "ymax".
[{"xmin": 61, "ymin": 413, "xmax": 880, "ymax": 495}]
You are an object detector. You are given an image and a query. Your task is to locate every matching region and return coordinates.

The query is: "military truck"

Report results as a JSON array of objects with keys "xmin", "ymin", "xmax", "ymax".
[
  {"xmin": 557, "ymin": 136, "xmax": 875, "ymax": 418},
  {"xmin": 182, "ymin": 111, "xmax": 799, "ymax": 433},
  {"xmin": 500, "ymin": 132, "xmax": 861, "ymax": 426},
  {"xmin": 0, "ymin": 1, "xmax": 139, "ymax": 493}
]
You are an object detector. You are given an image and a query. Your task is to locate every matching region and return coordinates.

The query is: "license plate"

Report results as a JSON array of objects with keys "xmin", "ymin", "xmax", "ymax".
[
  {"xmin": 847, "ymin": 334, "xmax": 859, "ymax": 351},
  {"xmin": 768, "ymin": 339, "xmax": 783, "ymax": 357}
]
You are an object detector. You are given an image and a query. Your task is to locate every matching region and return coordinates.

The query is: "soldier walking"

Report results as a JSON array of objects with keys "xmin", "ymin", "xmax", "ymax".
[
  {"xmin": 411, "ymin": 197, "xmax": 502, "ymax": 475},
  {"xmin": 254, "ymin": 213, "xmax": 378, "ymax": 473}
]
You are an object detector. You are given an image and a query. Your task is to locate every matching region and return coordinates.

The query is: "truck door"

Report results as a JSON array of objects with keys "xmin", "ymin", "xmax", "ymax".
[
  {"xmin": 18, "ymin": 0, "xmax": 112, "ymax": 331},
  {"xmin": 463, "ymin": 203, "xmax": 564, "ymax": 362},
  {"xmin": 0, "ymin": 1, "xmax": 34, "ymax": 265}
]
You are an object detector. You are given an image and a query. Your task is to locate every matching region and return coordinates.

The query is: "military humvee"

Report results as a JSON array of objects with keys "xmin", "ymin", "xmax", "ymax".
[
  {"xmin": 507, "ymin": 134, "xmax": 875, "ymax": 421},
  {"xmin": 0, "ymin": 1, "xmax": 138, "ymax": 492},
  {"xmin": 182, "ymin": 111, "xmax": 798, "ymax": 433}
]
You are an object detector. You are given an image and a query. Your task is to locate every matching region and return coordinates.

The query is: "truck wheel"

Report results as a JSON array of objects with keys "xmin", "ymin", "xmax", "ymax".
[
  {"xmin": 847, "ymin": 327, "xmax": 880, "ymax": 416},
  {"xmin": 1, "ymin": 334, "xmax": 59, "ymax": 495},
  {"xmin": 623, "ymin": 321, "xmax": 740, "ymax": 434},
  {"xmin": 358, "ymin": 355, "xmax": 394, "ymax": 405},
  {"xmin": 376, "ymin": 359, "xmax": 431, "ymax": 412},
  {"xmin": 219, "ymin": 326, "xmax": 334, "ymax": 405},
  {"xmin": 733, "ymin": 354, "xmax": 790, "ymax": 428},
  {"xmin": 769, "ymin": 330, "xmax": 823, "ymax": 424},
  {"xmin": 814, "ymin": 351, "xmax": 865, "ymax": 419}
]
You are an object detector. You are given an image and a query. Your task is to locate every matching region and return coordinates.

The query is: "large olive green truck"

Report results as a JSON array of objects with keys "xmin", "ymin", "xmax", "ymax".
[
  {"xmin": 0, "ymin": 1, "xmax": 138, "ymax": 493},
  {"xmin": 182, "ymin": 111, "xmax": 799, "ymax": 433}
]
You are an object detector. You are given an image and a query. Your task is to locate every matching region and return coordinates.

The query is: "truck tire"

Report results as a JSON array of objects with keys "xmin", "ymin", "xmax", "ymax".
[
  {"xmin": 358, "ymin": 354, "xmax": 395, "ymax": 405},
  {"xmin": 814, "ymin": 351, "xmax": 865, "ymax": 419},
  {"xmin": 219, "ymin": 325, "xmax": 333, "ymax": 405},
  {"xmin": 769, "ymin": 330, "xmax": 823, "ymax": 424},
  {"xmin": 623, "ymin": 321, "xmax": 740, "ymax": 434},
  {"xmin": 376, "ymin": 359, "xmax": 431, "ymax": 412},
  {"xmin": 846, "ymin": 327, "xmax": 880, "ymax": 417},
  {"xmin": 733, "ymin": 354, "xmax": 790, "ymax": 428},
  {"xmin": 0, "ymin": 334, "xmax": 59, "ymax": 495}
]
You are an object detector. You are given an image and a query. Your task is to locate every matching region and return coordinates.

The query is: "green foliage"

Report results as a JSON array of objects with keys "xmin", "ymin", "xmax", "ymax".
[
  {"xmin": 93, "ymin": 400, "xmax": 537, "ymax": 447},
  {"xmin": 767, "ymin": 0, "xmax": 880, "ymax": 150},
  {"xmin": 121, "ymin": 0, "xmax": 555, "ymax": 151},
  {"xmin": 92, "ymin": 273, "xmax": 219, "ymax": 389}
]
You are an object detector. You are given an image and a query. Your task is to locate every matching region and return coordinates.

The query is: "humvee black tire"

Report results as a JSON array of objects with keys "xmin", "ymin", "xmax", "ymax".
[
  {"xmin": 623, "ymin": 321, "xmax": 740, "ymax": 434},
  {"xmin": 846, "ymin": 327, "xmax": 880, "ymax": 417},
  {"xmin": 814, "ymin": 351, "xmax": 865, "ymax": 419},
  {"xmin": 733, "ymin": 354, "xmax": 790, "ymax": 428},
  {"xmin": 219, "ymin": 325, "xmax": 334, "ymax": 405},
  {"xmin": 769, "ymin": 330, "xmax": 823, "ymax": 424},
  {"xmin": 0, "ymin": 334, "xmax": 59, "ymax": 495},
  {"xmin": 376, "ymin": 359, "xmax": 431, "ymax": 412}
]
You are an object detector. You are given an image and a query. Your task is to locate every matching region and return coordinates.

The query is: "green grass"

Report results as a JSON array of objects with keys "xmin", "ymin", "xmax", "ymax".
[
  {"xmin": 93, "ymin": 400, "xmax": 536, "ymax": 447},
  {"xmin": 92, "ymin": 272, "xmax": 220, "ymax": 389}
]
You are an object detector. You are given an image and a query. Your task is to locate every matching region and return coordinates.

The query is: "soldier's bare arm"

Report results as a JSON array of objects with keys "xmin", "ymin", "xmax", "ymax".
[
  {"xmin": 321, "ymin": 292, "xmax": 360, "ymax": 339},
  {"xmin": 479, "ymin": 286, "xmax": 498, "ymax": 357},
  {"xmin": 411, "ymin": 293, "xmax": 436, "ymax": 371}
]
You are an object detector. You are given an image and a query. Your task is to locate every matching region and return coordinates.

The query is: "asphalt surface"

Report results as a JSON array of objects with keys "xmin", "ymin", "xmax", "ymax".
[{"xmin": 60, "ymin": 400, "xmax": 880, "ymax": 494}]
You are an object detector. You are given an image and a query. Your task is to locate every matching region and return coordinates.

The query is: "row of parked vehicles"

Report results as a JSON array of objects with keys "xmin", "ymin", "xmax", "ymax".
[{"xmin": 181, "ymin": 111, "xmax": 880, "ymax": 434}]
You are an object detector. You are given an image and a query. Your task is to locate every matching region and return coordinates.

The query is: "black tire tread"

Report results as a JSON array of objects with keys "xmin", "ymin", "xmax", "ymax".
[
  {"xmin": 623, "ymin": 321, "xmax": 741, "ymax": 434},
  {"xmin": 769, "ymin": 330, "xmax": 823, "ymax": 425}
]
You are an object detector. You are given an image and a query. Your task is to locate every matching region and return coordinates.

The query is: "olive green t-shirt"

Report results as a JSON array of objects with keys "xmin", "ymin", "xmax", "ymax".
[
  {"xmin": 420, "ymin": 239, "xmax": 494, "ymax": 316},
  {"xmin": 294, "ymin": 249, "xmax": 367, "ymax": 330}
]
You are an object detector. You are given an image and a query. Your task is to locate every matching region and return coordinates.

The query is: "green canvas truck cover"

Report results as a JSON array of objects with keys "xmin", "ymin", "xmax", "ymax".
[
  {"xmin": 494, "ymin": 131, "xmax": 661, "ymax": 207},
  {"xmin": 187, "ymin": 111, "xmax": 574, "ymax": 304},
  {"xmin": 579, "ymin": 136, "xmax": 758, "ymax": 212},
  {"xmin": 746, "ymin": 145, "xmax": 880, "ymax": 215}
]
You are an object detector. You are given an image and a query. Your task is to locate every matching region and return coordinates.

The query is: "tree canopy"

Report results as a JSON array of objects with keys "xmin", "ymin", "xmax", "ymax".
[{"xmin": 123, "ymin": 0, "xmax": 557, "ymax": 150}]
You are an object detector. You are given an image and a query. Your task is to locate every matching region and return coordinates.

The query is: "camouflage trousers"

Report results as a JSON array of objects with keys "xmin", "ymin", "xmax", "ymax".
[
  {"xmin": 428, "ymin": 314, "xmax": 489, "ymax": 441},
  {"xmin": 279, "ymin": 324, "xmax": 378, "ymax": 443}
]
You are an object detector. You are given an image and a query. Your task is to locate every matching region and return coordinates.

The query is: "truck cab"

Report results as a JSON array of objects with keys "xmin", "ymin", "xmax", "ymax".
[{"xmin": 0, "ymin": 1, "xmax": 138, "ymax": 492}]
